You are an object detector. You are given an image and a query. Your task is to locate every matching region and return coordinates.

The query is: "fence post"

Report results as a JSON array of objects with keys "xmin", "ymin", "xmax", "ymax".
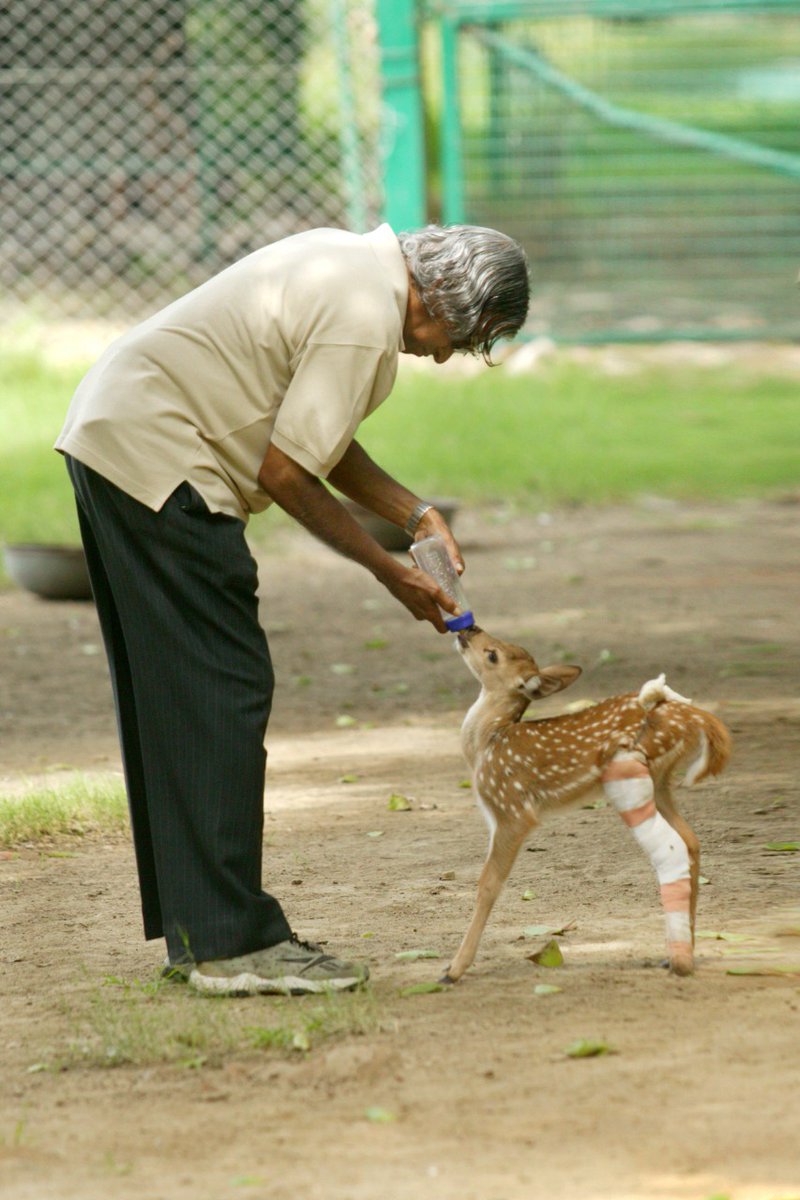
[
  {"xmin": 376, "ymin": 0, "xmax": 427, "ymax": 230},
  {"xmin": 440, "ymin": 13, "xmax": 465, "ymax": 224}
]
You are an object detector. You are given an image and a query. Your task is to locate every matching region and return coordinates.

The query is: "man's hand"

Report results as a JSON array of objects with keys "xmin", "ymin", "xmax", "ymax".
[
  {"xmin": 258, "ymin": 443, "xmax": 456, "ymax": 632},
  {"xmin": 414, "ymin": 506, "xmax": 464, "ymax": 575},
  {"xmin": 383, "ymin": 564, "xmax": 458, "ymax": 631}
]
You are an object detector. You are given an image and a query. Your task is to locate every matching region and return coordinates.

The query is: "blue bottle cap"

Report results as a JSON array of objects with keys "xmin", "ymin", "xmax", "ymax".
[{"xmin": 445, "ymin": 610, "xmax": 475, "ymax": 633}]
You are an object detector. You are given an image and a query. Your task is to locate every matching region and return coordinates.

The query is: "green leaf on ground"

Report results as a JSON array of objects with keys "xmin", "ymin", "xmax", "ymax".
[
  {"xmin": 753, "ymin": 800, "xmax": 786, "ymax": 814},
  {"xmin": 335, "ymin": 714, "xmax": 357, "ymax": 728},
  {"xmin": 338, "ymin": 774, "xmax": 359, "ymax": 784},
  {"xmin": 399, "ymin": 982, "xmax": 446, "ymax": 997},
  {"xmin": 395, "ymin": 949, "xmax": 441, "ymax": 961},
  {"xmin": 387, "ymin": 793, "xmax": 413, "ymax": 812},
  {"xmin": 764, "ymin": 842, "xmax": 799, "ymax": 852},
  {"xmin": 565, "ymin": 1039, "xmax": 616, "ymax": 1058},
  {"xmin": 527, "ymin": 939, "xmax": 564, "ymax": 968},
  {"xmin": 364, "ymin": 1106, "xmax": 396, "ymax": 1123},
  {"xmin": 525, "ymin": 920, "xmax": 576, "ymax": 939},
  {"xmin": 534, "ymin": 984, "xmax": 562, "ymax": 996},
  {"xmin": 726, "ymin": 965, "xmax": 800, "ymax": 977}
]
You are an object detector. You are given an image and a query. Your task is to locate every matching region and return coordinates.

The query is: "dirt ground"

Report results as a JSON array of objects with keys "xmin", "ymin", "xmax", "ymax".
[{"xmin": 1, "ymin": 498, "xmax": 799, "ymax": 1200}]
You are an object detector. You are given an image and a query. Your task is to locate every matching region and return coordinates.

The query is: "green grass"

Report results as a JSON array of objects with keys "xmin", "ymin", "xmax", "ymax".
[
  {"xmin": 0, "ymin": 775, "xmax": 129, "ymax": 847},
  {"xmin": 1, "ymin": 348, "xmax": 797, "ymax": 562},
  {"xmin": 360, "ymin": 360, "xmax": 799, "ymax": 505},
  {"xmin": 56, "ymin": 977, "xmax": 380, "ymax": 1070},
  {"xmin": 0, "ymin": 350, "xmax": 87, "ymax": 545}
]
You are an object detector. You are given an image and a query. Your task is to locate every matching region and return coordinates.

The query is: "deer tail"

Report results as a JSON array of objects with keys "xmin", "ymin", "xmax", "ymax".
[
  {"xmin": 636, "ymin": 675, "xmax": 731, "ymax": 786},
  {"xmin": 683, "ymin": 710, "xmax": 732, "ymax": 786},
  {"xmin": 637, "ymin": 673, "xmax": 692, "ymax": 712}
]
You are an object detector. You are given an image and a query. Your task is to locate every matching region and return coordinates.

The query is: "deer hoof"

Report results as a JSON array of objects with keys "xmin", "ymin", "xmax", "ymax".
[
  {"xmin": 669, "ymin": 952, "xmax": 694, "ymax": 977},
  {"xmin": 439, "ymin": 972, "xmax": 457, "ymax": 986}
]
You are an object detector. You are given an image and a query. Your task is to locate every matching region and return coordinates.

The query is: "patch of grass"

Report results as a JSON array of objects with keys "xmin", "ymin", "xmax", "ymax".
[
  {"xmin": 2, "ymin": 346, "xmax": 798, "ymax": 565},
  {"xmin": 360, "ymin": 363, "xmax": 800, "ymax": 505},
  {"xmin": 0, "ymin": 349, "xmax": 87, "ymax": 547},
  {"xmin": 62, "ymin": 976, "xmax": 244, "ymax": 1070},
  {"xmin": 56, "ymin": 976, "xmax": 380, "ymax": 1070},
  {"xmin": 246, "ymin": 990, "xmax": 380, "ymax": 1054},
  {"xmin": 0, "ymin": 775, "xmax": 129, "ymax": 847}
]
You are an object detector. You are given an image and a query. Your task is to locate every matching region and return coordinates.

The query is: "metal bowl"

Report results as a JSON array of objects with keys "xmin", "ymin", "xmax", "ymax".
[
  {"xmin": 342, "ymin": 497, "xmax": 460, "ymax": 552},
  {"xmin": 3, "ymin": 543, "xmax": 93, "ymax": 601}
]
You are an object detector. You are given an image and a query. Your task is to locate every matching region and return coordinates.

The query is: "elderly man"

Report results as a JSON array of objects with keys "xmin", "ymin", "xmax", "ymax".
[{"xmin": 56, "ymin": 222, "xmax": 530, "ymax": 995}]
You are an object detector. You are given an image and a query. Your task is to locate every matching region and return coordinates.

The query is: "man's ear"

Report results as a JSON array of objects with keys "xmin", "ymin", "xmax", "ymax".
[{"xmin": 522, "ymin": 664, "xmax": 581, "ymax": 700}]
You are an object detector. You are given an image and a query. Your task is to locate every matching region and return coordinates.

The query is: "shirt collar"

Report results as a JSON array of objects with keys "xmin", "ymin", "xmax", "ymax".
[{"xmin": 363, "ymin": 224, "xmax": 408, "ymax": 345}]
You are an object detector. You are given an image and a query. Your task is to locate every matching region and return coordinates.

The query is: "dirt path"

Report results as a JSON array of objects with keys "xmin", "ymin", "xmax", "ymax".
[{"xmin": 1, "ymin": 500, "xmax": 798, "ymax": 1200}]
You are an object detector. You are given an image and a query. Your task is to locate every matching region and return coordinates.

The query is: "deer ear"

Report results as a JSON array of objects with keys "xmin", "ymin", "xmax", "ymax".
[{"xmin": 522, "ymin": 664, "xmax": 581, "ymax": 699}]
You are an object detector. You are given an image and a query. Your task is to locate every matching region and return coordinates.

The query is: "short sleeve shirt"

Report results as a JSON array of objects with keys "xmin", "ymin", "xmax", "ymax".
[{"xmin": 55, "ymin": 225, "xmax": 409, "ymax": 522}]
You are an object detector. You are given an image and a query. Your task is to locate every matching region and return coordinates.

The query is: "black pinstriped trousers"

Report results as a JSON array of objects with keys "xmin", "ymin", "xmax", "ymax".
[{"xmin": 65, "ymin": 455, "xmax": 292, "ymax": 963}]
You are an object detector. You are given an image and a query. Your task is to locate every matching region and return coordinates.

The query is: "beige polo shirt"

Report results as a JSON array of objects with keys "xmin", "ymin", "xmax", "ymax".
[{"xmin": 55, "ymin": 224, "xmax": 408, "ymax": 522}]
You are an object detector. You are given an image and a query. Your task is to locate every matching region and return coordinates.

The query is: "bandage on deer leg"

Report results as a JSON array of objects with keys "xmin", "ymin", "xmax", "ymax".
[{"xmin": 602, "ymin": 751, "xmax": 693, "ymax": 971}]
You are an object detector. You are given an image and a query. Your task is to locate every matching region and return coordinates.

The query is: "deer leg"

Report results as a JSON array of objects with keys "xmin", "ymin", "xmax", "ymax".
[
  {"xmin": 653, "ymin": 778, "xmax": 701, "ymax": 937},
  {"xmin": 602, "ymin": 751, "xmax": 694, "ymax": 976},
  {"xmin": 442, "ymin": 817, "xmax": 531, "ymax": 984}
]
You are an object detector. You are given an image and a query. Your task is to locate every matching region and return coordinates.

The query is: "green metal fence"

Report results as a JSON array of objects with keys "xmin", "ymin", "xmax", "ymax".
[
  {"xmin": 3, "ymin": 0, "xmax": 799, "ymax": 340},
  {"xmin": 423, "ymin": 0, "xmax": 800, "ymax": 340}
]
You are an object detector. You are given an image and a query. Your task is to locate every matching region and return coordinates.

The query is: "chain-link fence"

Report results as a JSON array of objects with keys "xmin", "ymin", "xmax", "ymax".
[
  {"xmin": 5, "ymin": 0, "xmax": 800, "ymax": 338},
  {"xmin": 434, "ymin": 1, "xmax": 800, "ymax": 340},
  {"xmin": 1, "ymin": 0, "xmax": 382, "ymax": 318}
]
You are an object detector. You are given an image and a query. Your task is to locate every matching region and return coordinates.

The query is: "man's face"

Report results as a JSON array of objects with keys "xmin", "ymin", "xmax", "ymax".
[
  {"xmin": 402, "ymin": 309, "xmax": 455, "ymax": 363},
  {"xmin": 402, "ymin": 279, "xmax": 456, "ymax": 363}
]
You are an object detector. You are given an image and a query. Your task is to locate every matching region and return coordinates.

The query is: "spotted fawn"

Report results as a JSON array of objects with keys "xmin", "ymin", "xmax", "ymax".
[{"xmin": 443, "ymin": 626, "xmax": 731, "ymax": 983}]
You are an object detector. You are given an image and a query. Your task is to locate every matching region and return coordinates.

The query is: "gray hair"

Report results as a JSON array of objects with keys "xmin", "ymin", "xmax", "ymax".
[{"xmin": 397, "ymin": 224, "xmax": 529, "ymax": 362}]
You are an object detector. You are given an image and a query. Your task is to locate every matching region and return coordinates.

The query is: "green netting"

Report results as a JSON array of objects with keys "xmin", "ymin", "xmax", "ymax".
[{"xmin": 432, "ymin": 1, "xmax": 800, "ymax": 340}]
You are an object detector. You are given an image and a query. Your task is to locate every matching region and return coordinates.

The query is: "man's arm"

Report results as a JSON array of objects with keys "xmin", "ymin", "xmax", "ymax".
[
  {"xmin": 327, "ymin": 439, "xmax": 463, "ymax": 572},
  {"xmin": 258, "ymin": 443, "xmax": 455, "ymax": 631}
]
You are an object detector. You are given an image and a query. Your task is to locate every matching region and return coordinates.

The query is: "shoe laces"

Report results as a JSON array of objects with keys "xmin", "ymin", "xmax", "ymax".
[{"xmin": 289, "ymin": 932, "xmax": 326, "ymax": 956}]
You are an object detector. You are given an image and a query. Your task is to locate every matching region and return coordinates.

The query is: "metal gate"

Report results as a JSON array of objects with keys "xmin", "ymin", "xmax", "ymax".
[{"xmin": 417, "ymin": 0, "xmax": 800, "ymax": 340}]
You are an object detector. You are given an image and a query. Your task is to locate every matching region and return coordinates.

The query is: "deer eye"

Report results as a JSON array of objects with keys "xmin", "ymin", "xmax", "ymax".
[{"xmin": 486, "ymin": 650, "xmax": 498, "ymax": 664}]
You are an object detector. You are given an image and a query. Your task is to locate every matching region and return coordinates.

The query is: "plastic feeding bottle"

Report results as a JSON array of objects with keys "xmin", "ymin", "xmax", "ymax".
[{"xmin": 410, "ymin": 535, "xmax": 475, "ymax": 632}]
